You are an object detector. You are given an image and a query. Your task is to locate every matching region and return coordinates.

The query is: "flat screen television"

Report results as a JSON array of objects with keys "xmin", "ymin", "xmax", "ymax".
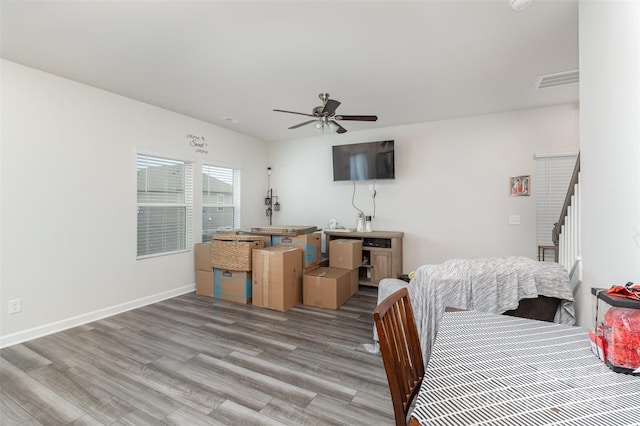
[{"xmin": 332, "ymin": 140, "xmax": 395, "ymax": 181}]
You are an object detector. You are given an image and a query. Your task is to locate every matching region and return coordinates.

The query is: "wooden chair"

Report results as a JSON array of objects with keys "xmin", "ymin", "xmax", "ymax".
[{"xmin": 373, "ymin": 288, "xmax": 425, "ymax": 426}]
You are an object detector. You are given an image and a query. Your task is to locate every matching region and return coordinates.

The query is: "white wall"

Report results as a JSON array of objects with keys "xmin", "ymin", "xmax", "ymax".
[
  {"xmin": 577, "ymin": 1, "xmax": 640, "ymax": 327},
  {"xmin": 0, "ymin": 56, "xmax": 591, "ymax": 345},
  {"xmin": 0, "ymin": 60, "xmax": 269, "ymax": 346},
  {"xmin": 269, "ymin": 104, "xmax": 579, "ymax": 272}
]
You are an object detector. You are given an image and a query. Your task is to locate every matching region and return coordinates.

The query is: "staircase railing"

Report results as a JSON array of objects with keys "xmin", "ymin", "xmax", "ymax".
[{"xmin": 553, "ymin": 153, "xmax": 581, "ymax": 289}]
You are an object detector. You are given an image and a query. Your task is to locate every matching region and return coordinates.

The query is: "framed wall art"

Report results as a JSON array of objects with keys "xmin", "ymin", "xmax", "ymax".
[{"xmin": 510, "ymin": 175, "xmax": 530, "ymax": 196}]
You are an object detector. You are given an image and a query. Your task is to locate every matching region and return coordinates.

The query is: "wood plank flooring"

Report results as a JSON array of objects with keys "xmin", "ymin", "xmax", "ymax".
[{"xmin": 0, "ymin": 287, "xmax": 395, "ymax": 425}]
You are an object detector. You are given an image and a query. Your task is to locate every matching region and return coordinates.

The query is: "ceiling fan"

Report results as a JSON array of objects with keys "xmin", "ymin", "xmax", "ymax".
[{"xmin": 273, "ymin": 93, "xmax": 378, "ymax": 134}]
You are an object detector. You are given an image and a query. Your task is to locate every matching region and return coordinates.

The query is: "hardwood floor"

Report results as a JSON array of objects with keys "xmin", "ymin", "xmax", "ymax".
[{"xmin": 0, "ymin": 287, "xmax": 395, "ymax": 425}]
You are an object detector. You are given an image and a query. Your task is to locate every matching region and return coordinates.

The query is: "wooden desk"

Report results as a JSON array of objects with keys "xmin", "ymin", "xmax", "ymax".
[{"xmin": 410, "ymin": 311, "xmax": 640, "ymax": 425}]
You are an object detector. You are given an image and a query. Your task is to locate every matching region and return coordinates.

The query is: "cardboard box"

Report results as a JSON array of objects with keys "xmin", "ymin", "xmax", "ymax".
[
  {"xmin": 303, "ymin": 263, "xmax": 320, "ymax": 276},
  {"xmin": 303, "ymin": 267, "xmax": 352, "ymax": 309},
  {"xmin": 329, "ymin": 239, "xmax": 362, "ymax": 270},
  {"xmin": 214, "ymin": 269, "xmax": 251, "ymax": 304},
  {"xmin": 196, "ymin": 269, "xmax": 214, "ymax": 297},
  {"xmin": 272, "ymin": 232, "xmax": 321, "ymax": 266},
  {"xmin": 217, "ymin": 230, "xmax": 271, "ymax": 247},
  {"xmin": 349, "ymin": 268, "xmax": 359, "ymax": 296},
  {"xmin": 252, "ymin": 246, "xmax": 302, "ymax": 312},
  {"xmin": 257, "ymin": 235, "xmax": 272, "ymax": 248},
  {"xmin": 194, "ymin": 242, "xmax": 212, "ymax": 271}
]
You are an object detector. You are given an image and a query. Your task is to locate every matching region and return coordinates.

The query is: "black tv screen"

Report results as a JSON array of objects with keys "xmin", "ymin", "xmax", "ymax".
[{"xmin": 332, "ymin": 140, "xmax": 395, "ymax": 181}]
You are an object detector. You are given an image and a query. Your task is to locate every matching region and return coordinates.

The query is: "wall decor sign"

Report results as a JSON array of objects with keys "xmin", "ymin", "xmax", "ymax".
[
  {"xmin": 186, "ymin": 134, "xmax": 208, "ymax": 154},
  {"xmin": 510, "ymin": 175, "xmax": 530, "ymax": 196}
]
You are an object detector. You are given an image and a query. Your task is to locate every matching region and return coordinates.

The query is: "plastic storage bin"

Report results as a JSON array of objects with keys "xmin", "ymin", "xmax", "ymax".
[{"xmin": 593, "ymin": 288, "xmax": 640, "ymax": 375}]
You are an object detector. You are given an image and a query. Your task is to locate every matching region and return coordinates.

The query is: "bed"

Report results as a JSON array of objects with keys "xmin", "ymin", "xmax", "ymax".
[{"xmin": 368, "ymin": 256, "xmax": 576, "ymax": 365}]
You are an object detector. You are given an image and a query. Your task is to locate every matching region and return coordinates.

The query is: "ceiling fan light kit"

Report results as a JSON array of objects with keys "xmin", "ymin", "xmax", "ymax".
[{"xmin": 274, "ymin": 92, "xmax": 378, "ymax": 134}]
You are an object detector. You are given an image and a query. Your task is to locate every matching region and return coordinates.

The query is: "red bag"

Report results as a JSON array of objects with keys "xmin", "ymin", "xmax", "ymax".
[{"xmin": 605, "ymin": 282, "xmax": 640, "ymax": 301}]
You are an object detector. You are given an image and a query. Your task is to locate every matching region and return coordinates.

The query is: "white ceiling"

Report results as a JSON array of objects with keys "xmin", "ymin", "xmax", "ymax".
[{"xmin": 1, "ymin": 0, "xmax": 579, "ymax": 142}]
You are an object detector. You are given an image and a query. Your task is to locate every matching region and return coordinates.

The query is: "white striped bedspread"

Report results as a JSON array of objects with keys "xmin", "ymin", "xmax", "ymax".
[
  {"xmin": 410, "ymin": 310, "xmax": 640, "ymax": 426},
  {"xmin": 375, "ymin": 256, "xmax": 576, "ymax": 365}
]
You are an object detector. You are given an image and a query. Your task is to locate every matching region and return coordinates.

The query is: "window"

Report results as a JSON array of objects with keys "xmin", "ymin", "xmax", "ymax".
[
  {"xmin": 202, "ymin": 165, "xmax": 241, "ymax": 242},
  {"xmin": 535, "ymin": 153, "xmax": 578, "ymax": 258},
  {"xmin": 137, "ymin": 154, "xmax": 193, "ymax": 258}
]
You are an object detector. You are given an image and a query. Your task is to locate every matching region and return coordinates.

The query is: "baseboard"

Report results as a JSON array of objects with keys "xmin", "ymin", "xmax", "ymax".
[{"xmin": 0, "ymin": 284, "xmax": 196, "ymax": 349}]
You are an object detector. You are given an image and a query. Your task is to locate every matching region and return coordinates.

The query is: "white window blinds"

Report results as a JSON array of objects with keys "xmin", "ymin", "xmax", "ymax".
[
  {"xmin": 137, "ymin": 154, "xmax": 193, "ymax": 258},
  {"xmin": 535, "ymin": 154, "xmax": 578, "ymax": 248},
  {"xmin": 202, "ymin": 165, "xmax": 241, "ymax": 242}
]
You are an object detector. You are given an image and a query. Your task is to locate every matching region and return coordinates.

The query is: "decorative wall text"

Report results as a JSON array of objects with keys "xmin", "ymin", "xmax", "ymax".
[{"xmin": 186, "ymin": 134, "xmax": 208, "ymax": 154}]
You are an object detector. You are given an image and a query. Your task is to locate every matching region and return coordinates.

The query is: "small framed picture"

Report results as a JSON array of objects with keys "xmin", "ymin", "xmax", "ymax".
[{"xmin": 510, "ymin": 175, "xmax": 530, "ymax": 196}]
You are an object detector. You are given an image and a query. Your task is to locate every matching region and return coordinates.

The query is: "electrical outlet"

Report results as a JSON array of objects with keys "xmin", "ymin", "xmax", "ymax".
[
  {"xmin": 8, "ymin": 298, "xmax": 21, "ymax": 315},
  {"xmin": 509, "ymin": 215, "xmax": 521, "ymax": 225}
]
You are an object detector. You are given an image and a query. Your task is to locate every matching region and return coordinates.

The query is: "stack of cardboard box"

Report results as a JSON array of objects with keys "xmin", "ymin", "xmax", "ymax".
[
  {"xmin": 210, "ymin": 237, "xmax": 260, "ymax": 305},
  {"xmin": 195, "ymin": 242, "xmax": 254, "ymax": 304},
  {"xmin": 197, "ymin": 228, "xmax": 328, "ymax": 311},
  {"xmin": 303, "ymin": 238, "xmax": 362, "ymax": 310}
]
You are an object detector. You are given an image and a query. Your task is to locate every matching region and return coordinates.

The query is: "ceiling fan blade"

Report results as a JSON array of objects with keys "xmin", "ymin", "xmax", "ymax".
[
  {"xmin": 288, "ymin": 119, "xmax": 317, "ymax": 130},
  {"xmin": 334, "ymin": 115, "xmax": 378, "ymax": 121},
  {"xmin": 274, "ymin": 109, "xmax": 315, "ymax": 117},
  {"xmin": 331, "ymin": 121, "xmax": 347, "ymax": 134},
  {"xmin": 322, "ymin": 99, "xmax": 341, "ymax": 115}
]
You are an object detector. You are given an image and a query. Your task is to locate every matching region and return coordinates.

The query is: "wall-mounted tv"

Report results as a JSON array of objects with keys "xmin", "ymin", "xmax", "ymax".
[{"xmin": 332, "ymin": 140, "xmax": 395, "ymax": 181}]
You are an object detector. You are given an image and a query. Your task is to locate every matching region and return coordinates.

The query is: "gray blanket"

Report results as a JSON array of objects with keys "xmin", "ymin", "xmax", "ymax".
[{"xmin": 372, "ymin": 256, "xmax": 576, "ymax": 366}]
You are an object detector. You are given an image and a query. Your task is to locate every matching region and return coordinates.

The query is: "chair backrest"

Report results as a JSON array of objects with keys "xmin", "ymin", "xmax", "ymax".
[{"xmin": 373, "ymin": 287, "xmax": 425, "ymax": 426}]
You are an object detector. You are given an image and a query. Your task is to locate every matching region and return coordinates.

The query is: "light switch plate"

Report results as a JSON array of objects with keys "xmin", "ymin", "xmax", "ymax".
[
  {"xmin": 509, "ymin": 215, "xmax": 521, "ymax": 225},
  {"xmin": 8, "ymin": 299, "xmax": 21, "ymax": 314}
]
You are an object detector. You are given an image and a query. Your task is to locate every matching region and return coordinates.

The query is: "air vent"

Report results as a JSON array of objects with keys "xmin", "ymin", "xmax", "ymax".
[{"xmin": 535, "ymin": 70, "xmax": 579, "ymax": 90}]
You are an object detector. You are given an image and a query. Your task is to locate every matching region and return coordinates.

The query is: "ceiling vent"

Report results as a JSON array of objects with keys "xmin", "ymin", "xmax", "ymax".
[{"xmin": 535, "ymin": 70, "xmax": 579, "ymax": 90}]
